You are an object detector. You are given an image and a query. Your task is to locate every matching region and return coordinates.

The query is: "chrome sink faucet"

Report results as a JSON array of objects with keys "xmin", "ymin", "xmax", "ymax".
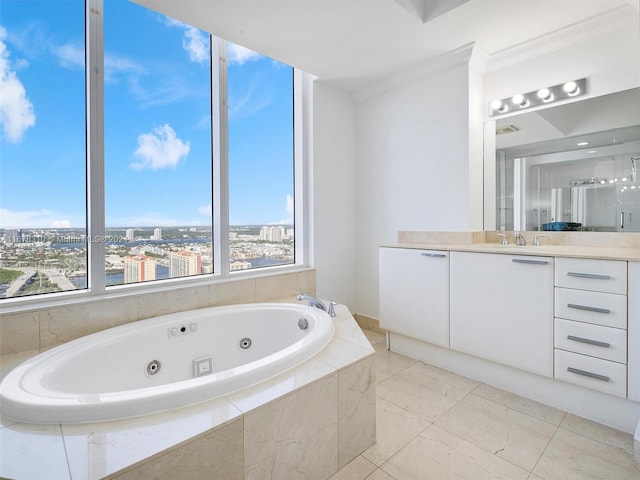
[
  {"xmin": 514, "ymin": 232, "xmax": 527, "ymax": 246},
  {"xmin": 297, "ymin": 294, "xmax": 336, "ymax": 317}
]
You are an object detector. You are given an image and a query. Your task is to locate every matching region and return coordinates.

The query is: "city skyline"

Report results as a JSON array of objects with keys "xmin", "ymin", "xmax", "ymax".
[{"xmin": 0, "ymin": 1, "xmax": 294, "ymax": 230}]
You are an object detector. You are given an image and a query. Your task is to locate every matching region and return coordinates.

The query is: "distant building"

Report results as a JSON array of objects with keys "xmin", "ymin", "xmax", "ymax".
[
  {"xmin": 169, "ymin": 251, "xmax": 202, "ymax": 277},
  {"xmin": 4, "ymin": 229, "xmax": 22, "ymax": 244},
  {"xmin": 230, "ymin": 260, "xmax": 252, "ymax": 271},
  {"xmin": 259, "ymin": 226, "xmax": 285, "ymax": 242},
  {"xmin": 125, "ymin": 229, "xmax": 135, "ymax": 241},
  {"xmin": 124, "ymin": 254, "xmax": 156, "ymax": 283},
  {"xmin": 152, "ymin": 228, "xmax": 162, "ymax": 240}
]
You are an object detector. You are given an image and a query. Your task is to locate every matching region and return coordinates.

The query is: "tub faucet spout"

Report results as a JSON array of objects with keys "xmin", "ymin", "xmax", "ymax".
[{"xmin": 297, "ymin": 294, "xmax": 336, "ymax": 317}]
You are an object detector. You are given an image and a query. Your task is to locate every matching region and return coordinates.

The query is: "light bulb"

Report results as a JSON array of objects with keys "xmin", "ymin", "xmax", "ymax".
[
  {"xmin": 537, "ymin": 88, "xmax": 553, "ymax": 102},
  {"xmin": 563, "ymin": 81, "xmax": 580, "ymax": 96},
  {"xmin": 491, "ymin": 100, "xmax": 508, "ymax": 113},
  {"xmin": 512, "ymin": 94, "xmax": 529, "ymax": 108}
]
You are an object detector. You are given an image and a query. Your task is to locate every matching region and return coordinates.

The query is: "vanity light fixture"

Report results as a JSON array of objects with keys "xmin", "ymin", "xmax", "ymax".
[{"xmin": 489, "ymin": 78, "xmax": 587, "ymax": 116}]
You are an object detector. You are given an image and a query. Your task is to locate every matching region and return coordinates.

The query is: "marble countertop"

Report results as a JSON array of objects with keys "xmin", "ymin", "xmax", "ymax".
[
  {"xmin": 388, "ymin": 231, "xmax": 640, "ymax": 261},
  {"xmin": 383, "ymin": 242, "xmax": 640, "ymax": 261}
]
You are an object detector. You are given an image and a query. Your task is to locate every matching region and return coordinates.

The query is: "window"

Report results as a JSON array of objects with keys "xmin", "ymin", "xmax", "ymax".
[
  {"xmin": 0, "ymin": 0, "xmax": 87, "ymax": 297},
  {"xmin": 227, "ymin": 42, "xmax": 295, "ymax": 271},
  {"xmin": 103, "ymin": 2, "xmax": 213, "ymax": 286},
  {"xmin": 0, "ymin": 0, "xmax": 301, "ymax": 301}
]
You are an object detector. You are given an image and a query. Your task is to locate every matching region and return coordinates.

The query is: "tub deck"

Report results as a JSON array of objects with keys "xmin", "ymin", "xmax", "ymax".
[{"xmin": 0, "ymin": 300, "xmax": 376, "ymax": 480}]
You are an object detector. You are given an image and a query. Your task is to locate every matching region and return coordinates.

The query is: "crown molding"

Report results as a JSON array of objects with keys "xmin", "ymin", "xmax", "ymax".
[
  {"xmin": 352, "ymin": 42, "xmax": 476, "ymax": 104},
  {"xmin": 486, "ymin": 4, "xmax": 638, "ymax": 72}
]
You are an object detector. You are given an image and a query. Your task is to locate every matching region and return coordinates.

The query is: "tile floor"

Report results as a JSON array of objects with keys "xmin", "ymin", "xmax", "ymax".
[{"xmin": 330, "ymin": 329, "xmax": 640, "ymax": 480}]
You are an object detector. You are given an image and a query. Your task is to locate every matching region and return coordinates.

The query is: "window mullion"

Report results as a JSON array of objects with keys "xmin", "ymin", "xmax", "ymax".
[
  {"xmin": 87, "ymin": 0, "xmax": 105, "ymax": 294},
  {"xmin": 212, "ymin": 37, "xmax": 229, "ymax": 275}
]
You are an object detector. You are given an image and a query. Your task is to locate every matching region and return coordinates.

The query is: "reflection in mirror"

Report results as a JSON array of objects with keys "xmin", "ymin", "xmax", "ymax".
[{"xmin": 494, "ymin": 87, "xmax": 640, "ymax": 232}]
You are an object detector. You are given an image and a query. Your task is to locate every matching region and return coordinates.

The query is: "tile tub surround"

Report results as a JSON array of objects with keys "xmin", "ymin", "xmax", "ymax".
[
  {"xmin": 0, "ymin": 302, "xmax": 376, "ymax": 480},
  {"xmin": 0, "ymin": 268, "xmax": 316, "ymax": 356}
]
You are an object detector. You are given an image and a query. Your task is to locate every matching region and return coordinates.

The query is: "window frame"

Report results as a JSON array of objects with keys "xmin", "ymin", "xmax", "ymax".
[{"xmin": 0, "ymin": 0, "xmax": 310, "ymax": 311}]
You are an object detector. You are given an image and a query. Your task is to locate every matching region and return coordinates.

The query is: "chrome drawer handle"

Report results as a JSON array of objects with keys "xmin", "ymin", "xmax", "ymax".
[
  {"xmin": 567, "ymin": 335, "xmax": 610, "ymax": 348},
  {"xmin": 567, "ymin": 303, "xmax": 610, "ymax": 315},
  {"xmin": 420, "ymin": 252, "xmax": 446, "ymax": 258},
  {"xmin": 512, "ymin": 259, "xmax": 548, "ymax": 265},
  {"xmin": 567, "ymin": 367, "xmax": 610, "ymax": 382},
  {"xmin": 567, "ymin": 272, "xmax": 611, "ymax": 280}
]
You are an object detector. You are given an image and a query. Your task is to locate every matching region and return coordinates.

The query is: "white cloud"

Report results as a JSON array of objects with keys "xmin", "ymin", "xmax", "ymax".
[
  {"xmin": 104, "ymin": 53, "xmax": 145, "ymax": 84},
  {"xmin": 183, "ymin": 27, "xmax": 209, "ymax": 64},
  {"xmin": 0, "ymin": 208, "xmax": 77, "ymax": 229},
  {"xmin": 51, "ymin": 219, "xmax": 71, "ymax": 228},
  {"xmin": 0, "ymin": 28, "xmax": 36, "ymax": 143},
  {"xmin": 53, "ymin": 43, "xmax": 84, "ymax": 70},
  {"xmin": 228, "ymin": 43, "xmax": 261, "ymax": 65},
  {"xmin": 198, "ymin": 204, "xmax": 212, "ymax": 215},
  {"xmin": 129, "ymin": 124, "xmax": 190, "ymax": 171},
  {"xmin": 275, "ymin": 194, "xmax": 294, "ymax": 224}
]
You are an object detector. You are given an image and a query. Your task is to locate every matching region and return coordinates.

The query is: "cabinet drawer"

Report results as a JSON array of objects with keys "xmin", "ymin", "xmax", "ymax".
[
  {"xmin": 555, "ymin": 349, "xmax": 626, "ymax": 398},
  {"xmin": 555, "ymin": 288, "xmax": 627, "ymax": 328},
  {"xmin": 555, "ymin": 258, "xmax": 627, "ymax": 294},
  {"xmin": 555, "ymin": 318, "xmax": 626, "ymax": 363}
]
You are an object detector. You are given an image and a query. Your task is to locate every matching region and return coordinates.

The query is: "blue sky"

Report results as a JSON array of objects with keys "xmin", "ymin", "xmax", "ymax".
[{"xmin": 0, "ymin": 0, "xmax": 293, "ymax": 229}]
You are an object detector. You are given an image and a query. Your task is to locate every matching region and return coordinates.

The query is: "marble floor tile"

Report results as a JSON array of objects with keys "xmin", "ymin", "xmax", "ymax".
[
  {"xmin": 328, "ymin": 455, "xmax": 377, "ymax": 480},
  {"xmin": 533, "ymin": 428, "xmax": 640, "ymax": 480},
  {"xmin": 376, "ymin": 362, "xmax": 474, "ymax": 422},
  {"xmin": 374, "ymin": 349, "xmax": 417, "ymax": 384},
  {"xmin": 434, "ymin": 393, "xmax": 557, "ymax": 471},
  {"xmin": 559, "ymin": 413, "xmax": 635, "ymax": 456},
  {"xmin": 472, "ymin": 383, "xmax": 566, "ymax": 427},
  {"xmin": 380, "ymin": 424, "xmax": 529, "ymax": 480},
  {"xmin": 362, "ymin": 396, "xmax": 430, "ymax": 466},
  {"xmin": 366, "ymin": 469, "xmax": 397, "ymax": 480}
]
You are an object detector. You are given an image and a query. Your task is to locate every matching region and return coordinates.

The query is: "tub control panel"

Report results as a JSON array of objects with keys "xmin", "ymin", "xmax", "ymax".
[{"xmin": 168, "ymin": 322, "xmax": 197, "ymax": 339}]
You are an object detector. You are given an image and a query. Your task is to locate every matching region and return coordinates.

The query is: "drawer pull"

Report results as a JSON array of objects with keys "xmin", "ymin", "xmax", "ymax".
[
  {"xmin": 567, "ymin": 335, "xmax": 611, "ymax": 348},
  {"xmin": 567, "ymin": 272, "xmax": 611, "ymax": 280},
  {"xmin": 512, "ymin": 259, "xmax": 548, "ymax": 265},
  {"xmin": 567, "ymin": 367, "xmax": 610, "ymax": 382},
  {"xmin": 420, "ymin": 252, "xmax": 446, "ymax": 258},
  {"xmin": 567, "ymin": 303, "xmax": 611, "ymax": 314}
]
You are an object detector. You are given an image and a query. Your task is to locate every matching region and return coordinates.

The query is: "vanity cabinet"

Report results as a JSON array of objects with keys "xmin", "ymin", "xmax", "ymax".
[
  {"xmin": 449, "ymin": 252, "xmax": 554, "ymax": 377},
  {"xmin": 553, "ymin": 258, "xmax": 628, "ymax": 398},
  {"xmin": 379, "ymin": 247, "xmax": 450, "ymax": 348}
]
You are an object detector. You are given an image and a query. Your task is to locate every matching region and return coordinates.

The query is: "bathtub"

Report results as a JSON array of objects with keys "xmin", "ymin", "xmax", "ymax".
[{"xmin": 0, "ymin": 302, "xmax": 334, "ymax": 424}]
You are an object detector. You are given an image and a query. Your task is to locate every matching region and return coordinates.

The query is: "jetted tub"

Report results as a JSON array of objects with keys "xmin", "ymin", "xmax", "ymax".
[{"xmin": 0, "ymin": 302, "xmax": 334, "ymax": 424}]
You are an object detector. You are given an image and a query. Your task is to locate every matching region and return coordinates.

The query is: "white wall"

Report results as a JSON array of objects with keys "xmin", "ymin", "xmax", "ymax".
[
  {"xmin": 484, "ymin": 15, "xmax": 640, "ymax": 111},
  {"xmin": 353, "ymin": 51, "xmax": 481, "ymax": 318},
  {"xmin": 312, "ymin": 82, "xmax": 357, "ymax": 308}
]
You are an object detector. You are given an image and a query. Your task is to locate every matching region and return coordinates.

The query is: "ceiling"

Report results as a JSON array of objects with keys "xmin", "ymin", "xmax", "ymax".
[{"xmin": 132, "ymin": 0, "xmax": 638, "ymax": 92}]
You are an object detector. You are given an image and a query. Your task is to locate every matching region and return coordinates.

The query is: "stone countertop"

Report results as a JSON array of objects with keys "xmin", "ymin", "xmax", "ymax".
[{"xmin": 383, "ymin": 242, "xmax": 640, "ymax": 262}]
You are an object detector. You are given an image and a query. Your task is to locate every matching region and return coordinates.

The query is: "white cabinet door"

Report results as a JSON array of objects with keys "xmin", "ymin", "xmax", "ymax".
[
  {"xmin": 450, "ymin": 252, "xmax": 554, "ymax": 377},
  {"xmin": 379, "ymin": 247, "xmax": 450, "ymax": 348},
  {"xmin": 629, "ymin": 262, "xmax": 640, "ymax": 402}
]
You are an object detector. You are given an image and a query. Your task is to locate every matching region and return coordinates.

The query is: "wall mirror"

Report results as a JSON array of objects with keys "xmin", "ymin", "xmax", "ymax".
[{"xmin": 486, "ymin": 87, "xmax": 640, "ymax": 232}]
